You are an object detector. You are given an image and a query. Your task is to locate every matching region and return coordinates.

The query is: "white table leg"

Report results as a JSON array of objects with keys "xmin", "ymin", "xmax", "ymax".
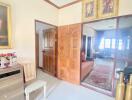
[
  {"xmin": 26, "ymin": 93, "xmax": 30, "ymax": 100},
  {"xmin": 43, "ymin": 85, "xmax": 46, "ymax": 100}
]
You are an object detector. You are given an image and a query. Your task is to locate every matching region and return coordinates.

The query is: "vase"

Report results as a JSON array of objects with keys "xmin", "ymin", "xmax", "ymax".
[
  {"xmin": 125, "ymin": 74, "xmax": 132, "ymax": 100},
  {"xmin": 115, "ymin": 72, "xmax": 125, "ymax": 100}
]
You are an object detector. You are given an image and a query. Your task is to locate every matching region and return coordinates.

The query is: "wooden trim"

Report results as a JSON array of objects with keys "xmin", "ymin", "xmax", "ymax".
[
  {"xmin": 55, "ymin": 27, "xmax": 58, "ymax": 77},
  {"xmin": 59, "ymin": 0, "xmax": 81, "ymax": 9},
  {"xmin": 83, "ymin": 16, "xmax": 118, "ymax": 24},
  {"xmin": 80, "ymin": 23, "xmax": 83, "ymax": 83},
  {"xmin": 35, "ymin": 20, "xmax": 37, "ymax": 79},
  {"xmin": 35, "ymin": 20, "xmax": 57, "ymax": 27},
  {"xmin": 44, "ymin": 0, "xmax": 81, "ymax": 9},
  {"xmin": 44, "ymin": 0, "xmax": 60, "ymax": 9}
]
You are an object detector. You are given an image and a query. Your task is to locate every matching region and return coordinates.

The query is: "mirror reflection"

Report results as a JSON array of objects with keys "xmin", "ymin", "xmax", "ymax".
[
  {"xmin": 115, "ymin": 17, "xmax": 132, "ymax": 78},
  {"xmin": 81, "ymin": 19, "xmax": 117, "ymax": 92}
]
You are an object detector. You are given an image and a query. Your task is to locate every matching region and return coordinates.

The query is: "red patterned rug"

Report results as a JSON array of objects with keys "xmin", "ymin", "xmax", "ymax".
[{"xmin": 84, "ymin": 64, "xmax": 113, "ymax": 91}]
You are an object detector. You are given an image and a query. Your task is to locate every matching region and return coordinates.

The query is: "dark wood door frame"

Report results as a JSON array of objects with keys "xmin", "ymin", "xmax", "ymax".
[
  {"xmin": 35, "ymin": 20, "xmax": 58, "ymax": 77},
  {"xmin": 35, "ymin": 33, "xmax": 39, "ymax": 68},
  {"xmin": 80, "ymin": 14, "xmax": 132, "ymax": 97}
]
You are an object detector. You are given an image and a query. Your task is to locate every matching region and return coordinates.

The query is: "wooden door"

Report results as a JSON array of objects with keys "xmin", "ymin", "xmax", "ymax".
[
  {"xmin": 43, "ymin": 28, "xmax": 56, "ymax": 76},
  {"xmin": 58, "ymin": 24, "xmax": 81, "ymax": 84}
]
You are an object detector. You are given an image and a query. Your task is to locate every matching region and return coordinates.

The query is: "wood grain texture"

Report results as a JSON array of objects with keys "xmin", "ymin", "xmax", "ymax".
[
  {"xmin": 22, "ymin": 62, "xmax": 36, "ymax": 82},
  {"xmin": 43, "ymin": 28, "xmax": 56, "ymax": 76},
  {"xmin": 17, "ymin": 58, "xmax": 36, "ymax": 82},
  {"xmin": 58, "ymin": 24, "xmax": 81, "ymax": 84}
]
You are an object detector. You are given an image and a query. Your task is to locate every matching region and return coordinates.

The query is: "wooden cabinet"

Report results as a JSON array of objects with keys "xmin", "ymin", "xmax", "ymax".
[{"xmin": 0, "ymin": 64, "xmax": 24, "ymax": 100}]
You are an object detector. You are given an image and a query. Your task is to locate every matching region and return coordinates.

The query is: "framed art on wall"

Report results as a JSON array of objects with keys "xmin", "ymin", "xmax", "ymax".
[
  {"xmin": 98, "ymin": 0, "xmax": 119, "ymax": 19},
  {"xmin": 0, "ymin": 2, "xmax": 12, "ymax": 49},
  {"xmin": 82, "ymin": 0, "xmax": 97, "ymax": 22}
]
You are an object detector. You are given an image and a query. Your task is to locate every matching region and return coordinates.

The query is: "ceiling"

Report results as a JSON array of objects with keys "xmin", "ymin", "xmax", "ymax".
[
  {"xmin": 45, "ymin": 0, "xmax": 80, "ymax": 8},
  {"xmin": 83, "ymin": 19, "xmax": 117, "ymax": 31}
]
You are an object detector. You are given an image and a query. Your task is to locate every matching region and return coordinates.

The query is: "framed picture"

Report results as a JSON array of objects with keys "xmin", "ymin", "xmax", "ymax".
[
  {"xmin": 82, "ymin": 0, "xmax": 97, "ymax": 22},
  {"xmin": 98, "ymin": 0, "xmax": 118, "ymax": 19},
  {"xmin": 0, "ymin": 2, "xmax": 12, "ymax": 49}
]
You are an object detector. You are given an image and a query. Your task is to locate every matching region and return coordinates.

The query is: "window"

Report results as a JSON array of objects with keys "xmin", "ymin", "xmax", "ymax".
[
  {"xmin": 118, "ymin": 39, "xmax": 123, "ymax": 50},
  {"xmin": 112, "ymin": 39, "xmax": 116, "ymax": 49},
  {"xmin": 99, "ymin": 38, "xmax": 116, "ymax": 49},
  {"xmin": 127, "ymin": 39, "xmax": 130, "ymax": 50},
  {"xmin": 99, "ymin": 38, "xmax": 104, "ymax": 49},
  {"xmin": 105, "ymin": 39, "xmax": 111, "ymax": 48}
]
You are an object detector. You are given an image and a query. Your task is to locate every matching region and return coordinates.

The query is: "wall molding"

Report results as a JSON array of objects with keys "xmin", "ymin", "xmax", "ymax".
[{"xmin": 44, "ymin": 0, "xmax": 81, "ymax": 9}]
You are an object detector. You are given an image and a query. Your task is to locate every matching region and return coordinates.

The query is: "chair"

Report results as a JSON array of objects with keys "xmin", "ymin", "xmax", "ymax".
[
  {"xmin": 17, "ymin": 57, "xmax": 36, "ymax": 82},
  {"xmin": 25, "ymin": 80, "xmax": 47, "ymax": 100}
]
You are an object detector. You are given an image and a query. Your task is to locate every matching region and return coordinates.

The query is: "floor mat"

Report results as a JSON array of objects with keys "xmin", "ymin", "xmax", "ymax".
[{"xmin": 83, "ymin": 62, "xmax": 113, "ymax": 91}]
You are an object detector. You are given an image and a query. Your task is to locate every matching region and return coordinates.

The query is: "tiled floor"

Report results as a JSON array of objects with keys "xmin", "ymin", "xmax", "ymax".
[
  {"xmin": 31, "ymin": 69, "xmax": 114, "ymax": 100},
  {"xmin": 46, "ymin": 81, "xmax": 114, "ymax": 100},
  {"xmin": 36, "ymin": 69, "xmax": 61, "ymax": 96}
]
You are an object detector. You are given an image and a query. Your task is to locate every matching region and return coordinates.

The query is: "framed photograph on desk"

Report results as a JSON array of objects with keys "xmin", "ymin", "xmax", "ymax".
[{"xmin": 0, "ymin": 2, "xmax": 12, "ymax": 49}]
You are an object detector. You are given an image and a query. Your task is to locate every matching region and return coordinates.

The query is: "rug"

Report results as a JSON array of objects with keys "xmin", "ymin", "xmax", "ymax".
[{"xmin": 84, "ymin": 63, "xmax": 113, "ymax": 91}]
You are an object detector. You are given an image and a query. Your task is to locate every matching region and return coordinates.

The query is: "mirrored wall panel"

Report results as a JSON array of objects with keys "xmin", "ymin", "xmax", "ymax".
[
  {"xmin": 81, "ymin": 19, "xmax": 117, "ymax": 93},
  {"xmin": 115, "ymin": 16, "xmax": 132, "ymax": 76}
]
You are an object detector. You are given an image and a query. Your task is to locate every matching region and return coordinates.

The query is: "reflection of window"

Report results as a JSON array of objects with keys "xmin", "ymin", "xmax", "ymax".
[
  {"xmin": 112, "ymin": 39, "xmax": 116, "ymax": 49},
  {"xmin": 105, "ymin": 39, "xmax": 111, "ymax": 48},
  {"xmin": 118, "ymin": 39, "xmax": 123, "ymax": 50},
  {"xmin": 127, "ymin": 39, "xmax": 130, "ymax": 50},
  {"xmin": 99, "ymin": 38, "xmax": 104, "ymax": 49},
  {"xmin": 99, "ymin": 38, "xmax": 116, "ymax": 49}
]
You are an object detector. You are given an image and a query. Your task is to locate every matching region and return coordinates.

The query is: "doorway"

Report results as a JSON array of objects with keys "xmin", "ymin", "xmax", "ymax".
[{"xmin": 35, "ymin": 20, "xmax": 57, "ymax": 76}]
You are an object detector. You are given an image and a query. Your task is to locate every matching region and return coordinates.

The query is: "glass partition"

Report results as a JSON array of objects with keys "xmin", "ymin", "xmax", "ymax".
[
  {"xmin": 115, "ymin": 16, "xmax": 132, "ymax": 75},
  {"xmin": 81, "ymin": 19, "xmax": 117, "ymax": 94}
]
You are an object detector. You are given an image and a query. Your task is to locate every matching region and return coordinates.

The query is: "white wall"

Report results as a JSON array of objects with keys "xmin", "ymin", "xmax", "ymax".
[
  {"xmin": 58, "ymin": 2, "xmax": 82, "ymax": 26},
  {"xmin": 58, "ymin": 0, "xmax": 132, "ymax": 26},
  {"xmin": 119, "ymin": 0, "xmax": 132, "ymax": 16},
  {"xmin": 0, "ymin": 0, "xmax": 58, "ymax": 79}
]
